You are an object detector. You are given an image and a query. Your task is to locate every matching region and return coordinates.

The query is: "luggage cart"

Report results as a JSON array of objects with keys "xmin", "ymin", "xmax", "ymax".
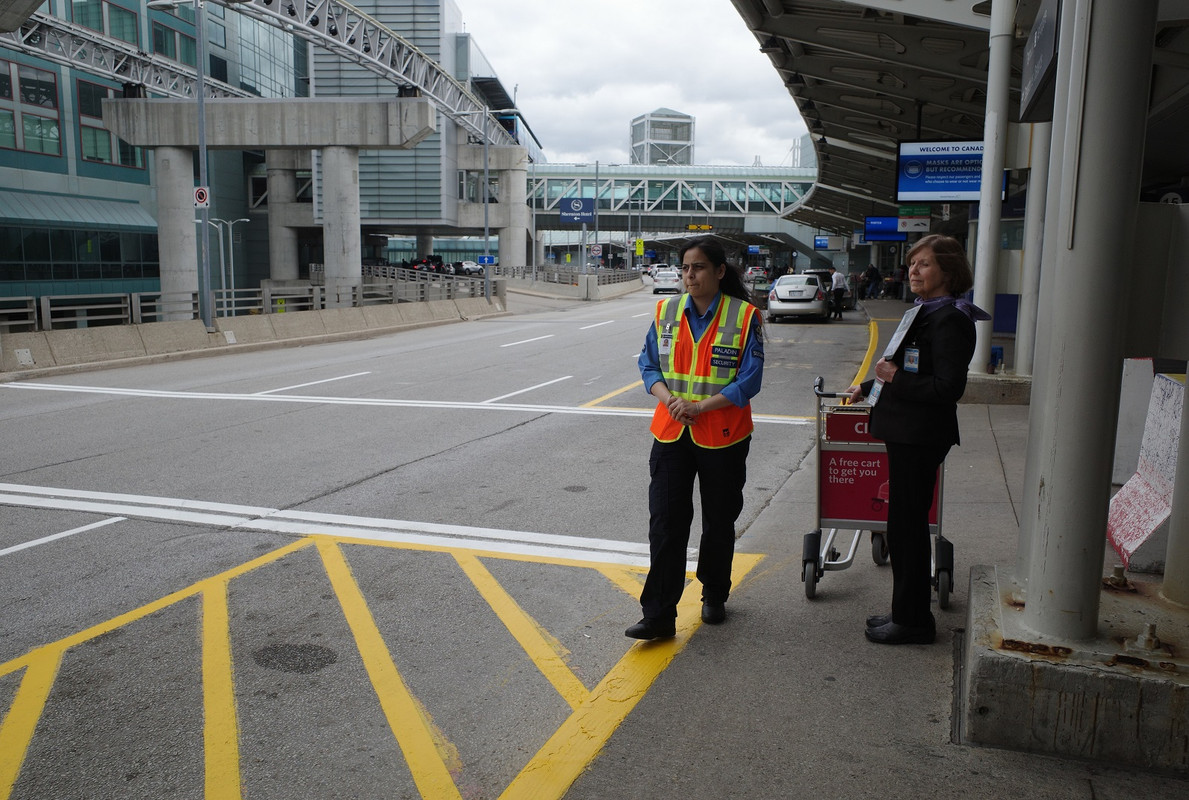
[{"xmin": 803, "ymin": 377, "xmax": 953, "ymax": 607}]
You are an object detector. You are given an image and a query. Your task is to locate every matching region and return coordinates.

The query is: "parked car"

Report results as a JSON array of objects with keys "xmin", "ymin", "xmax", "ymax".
[
  {"xmin": 803, "ymin": 269, "xmax": 856, "ymax": 310},
  {"xmin": 766, "ymin": 273, "xmax": 831, "ymax": 322},
  {"xmin": 652, "ymin": 269, "xmax": 682, "ymax": 294},
  {"xmin": 454, "ymin": 260, "xmax": 483, "ymax": 275},
  {"xmin": 745, "ymin": 266, "xmax": 769, "ymax": 280}
]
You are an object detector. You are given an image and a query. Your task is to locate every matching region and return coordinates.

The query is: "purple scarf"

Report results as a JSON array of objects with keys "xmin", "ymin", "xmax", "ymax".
[{"xmin": 915, "ymin": 294, "xmax": 991, "ymax": 321}]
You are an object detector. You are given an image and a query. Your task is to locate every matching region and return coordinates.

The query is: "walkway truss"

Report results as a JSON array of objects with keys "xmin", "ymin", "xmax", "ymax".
[{"xmin": 0, "ymin": 0, "xmax": 515, "ymax": 146}]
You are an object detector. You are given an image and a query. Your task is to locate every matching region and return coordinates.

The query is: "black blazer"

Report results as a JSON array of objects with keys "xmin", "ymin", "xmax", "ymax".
[{"xmin": 861, "ymin": 303, "xmax": 976, "ymax": 447}]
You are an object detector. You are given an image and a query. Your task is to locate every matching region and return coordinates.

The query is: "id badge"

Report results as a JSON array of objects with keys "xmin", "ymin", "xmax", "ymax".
[
  {"xmin": 904, "ymin": 347, "xmax": 920, "ymax": 373},
  {"xmin": 868, "ymin": 379, "xmax": 883, "ymax": 406},
  {"xmin": 658, "ymin": 334, "xmax": 672, "ymax": 355}
]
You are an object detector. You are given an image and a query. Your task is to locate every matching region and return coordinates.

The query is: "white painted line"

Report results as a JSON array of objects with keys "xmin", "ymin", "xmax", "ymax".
[
  {"xmin": 482, "ymin": 375, "xmax": 572, "ymax": 404},
  {"xmin": 0, "ymin": 484, "xmax": 695, "ymax": 568},
  {"xmin": 0, "ymin": 384, "xmax": 809, "ymax": 425},
  {"xmin": 579, "ymin": 320, "xmax": 614, "ymax": 330},
  {"xmin": 253, "ymin": 371, "xmax": 371, "ymax": 395},
  {"xmin": 500, "ymin": 335, "xmax": 554, "ymax": 348},
  {"xmin": 631, "ymin": 312, "xmax": 651, "ymax": 318},
  {"xmin": 0, "ymin": 516, "xmax": 126, "ymax": 557}
]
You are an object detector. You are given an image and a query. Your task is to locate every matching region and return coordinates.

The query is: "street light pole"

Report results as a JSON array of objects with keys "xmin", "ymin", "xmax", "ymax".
[
  {"xmin": 211, "ymin": 217, "xmax": 249, "ymax": 316},
  {"xmin": 482, "ymin": 108, "xmax": 490, "ymax": 300}
]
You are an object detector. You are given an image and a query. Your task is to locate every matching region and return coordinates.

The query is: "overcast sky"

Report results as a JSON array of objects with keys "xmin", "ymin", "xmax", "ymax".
[{"xmin": 455, "ymin": 0, "xmax": 808, "ymax": 167}]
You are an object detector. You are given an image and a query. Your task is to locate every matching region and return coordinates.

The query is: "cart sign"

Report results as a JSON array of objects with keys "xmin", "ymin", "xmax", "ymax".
[{"xmin": 820, "ymin": 451, "xmax": 940, "ymax": 529}]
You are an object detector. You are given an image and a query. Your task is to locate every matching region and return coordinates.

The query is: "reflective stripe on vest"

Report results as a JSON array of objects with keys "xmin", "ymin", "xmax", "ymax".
[{"xmin": 650, "ymin": 293, "xmax": 755, "ymax": 448}]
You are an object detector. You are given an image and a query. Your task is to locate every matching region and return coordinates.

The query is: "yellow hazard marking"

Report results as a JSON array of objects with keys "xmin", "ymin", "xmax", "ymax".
[
  {"xmin": 581, "ymin": 380, "xmax": 642, "ymax": 407},
  {"xmin": 851, "ymin": 319, "xmax": 880, "ymax": 389},
  {"xmin": 0, "ymin": 535, "xmax": 764, "ymax": 800},
  {"xmin": 202, "ymin": 578, "xmax": 243, "ymax": 800}
]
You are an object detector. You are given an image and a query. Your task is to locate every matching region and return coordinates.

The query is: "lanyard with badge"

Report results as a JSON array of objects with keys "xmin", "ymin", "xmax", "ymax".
[{"xmin": 867, "ymin": 304, "xmax": 920, "ymax": 406}]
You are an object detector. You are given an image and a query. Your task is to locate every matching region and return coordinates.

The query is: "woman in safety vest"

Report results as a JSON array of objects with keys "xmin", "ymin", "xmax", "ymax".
[{"xmin": 627, "ymin": 236, "xmax": 764, "ymax": 640}]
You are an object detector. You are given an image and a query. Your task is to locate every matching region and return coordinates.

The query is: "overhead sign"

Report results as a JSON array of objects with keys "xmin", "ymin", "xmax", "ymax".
[
  {"xmin": 747, "ymin": 245, "xmax": 760, "ymax": 254},
  {"xmin": 559, "ymin": 197, "xmax": 594, "ymax": 223},
  {"xmin": 687, "ymin": 224, "xmax": 712, "ymax": 231},
  {"xmin": 814, "ymin": 235, "xmax": 846, "ymax": 251},
  {"xmin": 896, "ymin": 141, "xmax": 984, "ymax": 202}
]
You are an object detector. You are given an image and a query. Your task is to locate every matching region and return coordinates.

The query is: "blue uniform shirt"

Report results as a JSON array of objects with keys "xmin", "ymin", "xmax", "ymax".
[{"xmin": 637, "ymin": 292, "xmax": 764, "ymax": 408}]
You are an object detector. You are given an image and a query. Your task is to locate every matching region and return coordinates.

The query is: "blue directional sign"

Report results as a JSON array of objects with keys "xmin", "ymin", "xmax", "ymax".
[
  {"xmin": 559, "ymin": 197, "xmax": 595, "ymax": 223},
  {"xmin": 478, "ymin": 255, "xmax": 496, "ymax": 265}
]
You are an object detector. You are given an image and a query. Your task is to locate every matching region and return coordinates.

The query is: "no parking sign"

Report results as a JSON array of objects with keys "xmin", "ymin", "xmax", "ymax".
[{"xmin": 194, "ymin": 186, "xmax": 210, "ymax": 208}]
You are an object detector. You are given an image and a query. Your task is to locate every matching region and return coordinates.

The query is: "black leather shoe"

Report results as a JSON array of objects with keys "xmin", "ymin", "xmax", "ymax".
[
  {"xmin": 625, "ymin": 618, "xmax": 676, "ymax": 640},
  {"xmin": 701, "ymin": 602, "xmax": 726, "ymax": 624},
  {"xmin": 866, "ymin": 612, "xmax": 892, "ymax": 628},
  {"xmin": 865, "ymin": 621, "xmax": 936, "ymax": 645}
]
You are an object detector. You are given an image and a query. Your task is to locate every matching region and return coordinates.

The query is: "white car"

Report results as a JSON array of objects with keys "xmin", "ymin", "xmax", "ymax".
[
  {"xmin": 455, "ymin": 260, "xmax": 483, "ymax": 275},
  {"xmin": 766, "ymin": 274, "xmax": 831, "ymax": 322},
  {"xmin": 652, "ymin": 269, "xmax": 681, "ymax": 294}
]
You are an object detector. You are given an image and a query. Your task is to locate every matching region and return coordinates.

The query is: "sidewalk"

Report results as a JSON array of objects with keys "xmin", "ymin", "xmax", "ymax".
[{"xmin": 564, "ymin": 299, "xmax": 1189, "ymax": 799}]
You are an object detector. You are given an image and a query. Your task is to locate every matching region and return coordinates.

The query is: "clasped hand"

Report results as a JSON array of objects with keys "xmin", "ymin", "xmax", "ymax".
[{"xmin": 666, "ymin": 395, "xmax": 699, "ymax": 426}]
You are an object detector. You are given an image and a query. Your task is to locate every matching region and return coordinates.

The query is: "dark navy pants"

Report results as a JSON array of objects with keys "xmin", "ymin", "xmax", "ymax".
[{"xmin": 640, "ymin": 431, "xmax": 750, "ymax": 621}]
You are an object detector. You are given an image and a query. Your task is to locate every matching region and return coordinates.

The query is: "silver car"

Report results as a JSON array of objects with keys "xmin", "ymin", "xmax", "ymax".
[
  {"xmin": 766, "ymin": 274, "xmax": 830, "ymax": 322},
  {"xmin": 652, "ymin": 269, "xmax": 682, "ymax": 294}
]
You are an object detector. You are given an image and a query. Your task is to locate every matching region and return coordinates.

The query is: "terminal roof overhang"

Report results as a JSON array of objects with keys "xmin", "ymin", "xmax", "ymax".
[{"xmin": 730, "ymin": 0, "xmax": 1189, "ymax": 235}]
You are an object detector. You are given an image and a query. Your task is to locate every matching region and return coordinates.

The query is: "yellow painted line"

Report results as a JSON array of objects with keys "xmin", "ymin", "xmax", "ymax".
[
  {"xmin": 498, "ymin": 552, "xmax": 765, "ymax": 800},
  {"xmin": 315, "ymin": 538, "xmax": 463, "ymax": 800},
  {"xmin": 594, "ymin": 565, "xmax": 647, "ymax": 600},
  {"xmin": 0, "ymin": 538, "xmax": 312, "ymax": 679},
  {"xmin": 581, "ymin": 380, "xmax": 643, "ymax": 407},
  {"xmin": 454, "ymin": 554, "xmax": 590, "ymax": 710},
  {"xmin": 202, "ymin": 579, "xmax": 242, "ymax": 800},
  {"xmin": 0, "ymin": 648, "xmax": 63, "ymax": 800}
]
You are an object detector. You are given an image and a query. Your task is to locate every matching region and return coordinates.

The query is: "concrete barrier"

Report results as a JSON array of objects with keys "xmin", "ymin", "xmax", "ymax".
[
  {"xmin": 1108, "ymin": 372, "xmax": 1185, "ymax": 572},
  {"xmin": 318, "ymin": 307, "xmax": 370, "ymax": 335},
  {"xmin": 47, "ymin": 325, "xmax": 146, "ymax": 365},
  {"xmin": 139, "ymin": 320, "xmax": 213, "ymax": 356},
  {"xmin": 215, "ymin": 314, "xmax": 277, "ymax": 345},
  {"xmin": 1, "ymin": 331, "xmax": 54, "ymax": 371},
  {"xmin": 269, "ymin": 308, "xmax": 327, "ymax": 339}
]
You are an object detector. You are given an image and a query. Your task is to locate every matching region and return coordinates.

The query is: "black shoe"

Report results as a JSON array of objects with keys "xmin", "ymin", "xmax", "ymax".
[
  {"xmin": 865, "ymin": 621, "xmax": 936, "ymax": 645},
  {"xmin": 701, "ymin": 602, "xmax": 726, "ymax": 624},
  {"xmin": 625, "ymin": 618, "xmax": 676, "ymax": 640},
  {"xmin": 866, "ymin": 612, "xmax": 892, "ymax": 628}
]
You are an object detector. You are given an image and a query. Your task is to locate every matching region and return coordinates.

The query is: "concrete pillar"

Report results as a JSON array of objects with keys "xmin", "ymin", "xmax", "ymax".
[
  {"xmin": 155, "ymin": 146, "xmax": 199, "ymax": 320},
  {"xmin": 1014, "ymin": 122, "xmax": 1051, "ymax": 377},
  {"xmin": 266, "ymin": 149, "xmax": 299, "ymax": 281},
  {"xmin": 1023, "ymin": 0, "xmax": 1158, "ymax": 640},
  {"xmin": 415, "ymin": 233, "xmax": 434, "ymax": 260},
  {"xmin": 969, "ymin": 0, "xmax": 1014, "ymax": 375},
  {"xmin": 320, "ymin": 146, "xmax": 361, "ymax": 307},
  {"xmin": 497, "ymin": 153, "xmax": 529, "ymax": 268},
  {"xmin": 1015, "ymin": 11, "xmax": 1079, "ymax": 594},
  {"xmin": 1161, "ymin": 386, "xmax": 1189, "ymax": 606}
]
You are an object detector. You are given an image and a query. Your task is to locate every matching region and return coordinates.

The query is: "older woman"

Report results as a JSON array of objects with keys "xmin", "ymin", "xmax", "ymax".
[{"xmin": 847, "ymin": 234, "xmax": 989, "ymax": 645}]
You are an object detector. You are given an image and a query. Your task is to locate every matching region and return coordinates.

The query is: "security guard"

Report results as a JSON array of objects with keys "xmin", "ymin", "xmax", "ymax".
[{"xmin": 629, "ymin": 237, "xmax": 764, "ymax": 640}]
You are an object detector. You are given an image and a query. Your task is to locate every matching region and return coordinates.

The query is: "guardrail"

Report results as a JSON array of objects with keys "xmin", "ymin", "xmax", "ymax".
[
  {"xmin": 7, "ymin": 271, "xmax": 489, "ymax": 331},
  {"xmin": 496, "ymin": 265, "xmax": 643, "ymax": 286}
]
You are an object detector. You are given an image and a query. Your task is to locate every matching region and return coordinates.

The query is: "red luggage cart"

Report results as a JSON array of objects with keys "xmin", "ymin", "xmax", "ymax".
[{"xmin": 803, "ymin": 377, "xmax": 953, "ymax": 606}]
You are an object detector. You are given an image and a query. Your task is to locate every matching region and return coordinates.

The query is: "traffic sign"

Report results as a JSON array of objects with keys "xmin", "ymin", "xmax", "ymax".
[
  {"xmin": 687, "ymin": 224, "xmax": 712, "ymax": 231},
  {"xmin": 635, "ymin": 239, "xmax": 644, "ymax": 256},
  {"xmin": 559, "ymin": 198, "xmax": 594, "ymax": 223},
  {"xmin": 194, "ymin": 186, "xmax": 210, "ymax": 208},
  {"xmin": 478, "ymin": 255, "xmax": 496, "ymax": 265},
  {"xmin": 590, "ymin": 244, "xmax": 602, "ymax": 257}
]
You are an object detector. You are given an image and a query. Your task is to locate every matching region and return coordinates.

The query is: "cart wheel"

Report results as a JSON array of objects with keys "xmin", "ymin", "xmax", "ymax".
[
  {"xmin": 803, "ymin": 560, "xmax": 818, "ymax": 599},
  {"xmin": 936, "ymin": 569, "xmax": 951, "ymax": 610},
  {"xmin": 871, "ymin": 532, "xmax": 890, "ymax": 565}
]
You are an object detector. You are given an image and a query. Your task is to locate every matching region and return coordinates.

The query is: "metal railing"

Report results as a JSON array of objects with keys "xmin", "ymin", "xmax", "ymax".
[
  {"xmin": 10, "ymin": 271, "xmax": 490, "ymax": 331},
  {"xmin": 496, "ymin": 266, "xmax": 643, "ymax": 286}
]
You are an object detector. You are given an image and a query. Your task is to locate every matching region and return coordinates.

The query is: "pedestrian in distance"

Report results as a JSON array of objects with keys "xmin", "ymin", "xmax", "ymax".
[
  {"xmin": 828, "ymin": 265, "xmax": 847, "ymax": 320},
  {"xmin": 628, "ymin": 236, "xmax": 765, "ymax": 640},
  {"xmin": 845, "ymin": 234, "xmax": 990, "ymax": 645},
  {"xmin": 864, "ymin": 263, "xmax": 882, "ymax": 300}
]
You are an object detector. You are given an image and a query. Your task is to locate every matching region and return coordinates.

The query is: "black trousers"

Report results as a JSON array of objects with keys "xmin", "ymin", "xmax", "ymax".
[
  {"xmin": 832, "ymin": 288, "xmax": 845, "ymax": 316},
  {"xmin": 641, "ymin": 431, "xmax": 751, "ymax": 621},
  {"xmin": 884, "ymin": 441, "xmax": 951, "ymax": 627}
]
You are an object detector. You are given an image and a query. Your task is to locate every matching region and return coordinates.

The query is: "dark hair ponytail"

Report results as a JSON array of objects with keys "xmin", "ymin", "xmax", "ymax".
[{"xmin": 678, "ymin": 236, "xmax": 752, "ymax": 304}]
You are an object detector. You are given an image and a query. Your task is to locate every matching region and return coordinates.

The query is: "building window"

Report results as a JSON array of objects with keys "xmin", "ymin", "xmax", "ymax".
[
  {"xmin": 1, "ymin": 61, "xmax": 62, "ymax": 155},
  {"xmin": 153, "ymin": 22, "xmax": 197, "ymax": 68},
  {"xmin": 23, "ymin": 115, "xmax": 60, "ymax": 155},
  {"xmin": 77, "ymin": 79, "xmax": 143, "ymax": 167},
  {"xmin": 0, "ymin": 109, "xmax": 15, "ymax": 150},
  {"xmin": 19, "ymin": 67, "xmax": 57, "ymax": 109}
]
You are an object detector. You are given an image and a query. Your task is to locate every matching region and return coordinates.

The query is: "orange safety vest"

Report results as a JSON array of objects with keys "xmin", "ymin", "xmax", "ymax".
[{"xmin": 650, "ymin": 293, "xmax": 757, "ymax": 448}]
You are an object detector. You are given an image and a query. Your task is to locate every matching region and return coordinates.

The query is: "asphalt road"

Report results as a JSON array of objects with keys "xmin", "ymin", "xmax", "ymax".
[{"xmin": 0, "ymin": 289, "xmax": 872, "ymax": 800}]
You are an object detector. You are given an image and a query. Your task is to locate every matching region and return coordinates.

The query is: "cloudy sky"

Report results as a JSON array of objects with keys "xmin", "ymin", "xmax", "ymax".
[{"xmin": 455, "ymin": 0, "xmax": 808, "ymax": 167}]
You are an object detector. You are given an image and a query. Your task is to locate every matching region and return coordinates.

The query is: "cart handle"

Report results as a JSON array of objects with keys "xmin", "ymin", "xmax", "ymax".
[{"xmin": 813, "ymin": 376, "xmax": 848, "ymax": 400}]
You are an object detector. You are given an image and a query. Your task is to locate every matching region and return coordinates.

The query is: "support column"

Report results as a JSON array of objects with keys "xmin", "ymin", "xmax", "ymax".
[
  {"xmin": 320, "ymin": 146, "xmax": 362, "ymax": 307},
  {"xmin": 415, "ymin": 233, "xmax": 434, "ymax": 260},
  {"xmin": 969, "ymin": 0, "xmax": 1014, "ymax": 374},
  {"xmin": 266, "ymin": 149, "xmax": 299, "ymax": 281},
  {"xmin": 1161, "ymin": 386, "xmax": 1189, "ymax": 606},
  {"xmin": 155, "ymin": 146, "xmax": 198, "ymax": 320},
  {"xmin": 497, "ymin": 151, "xmax": 529, "ymax": 268},
  {"xmin": 1014, "ymin": 122, "xmax": 1051, "ymax": 376},
  {"xmin": 1023, "ymin": 0, "xmax": 1158, "ymax": 640}
]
